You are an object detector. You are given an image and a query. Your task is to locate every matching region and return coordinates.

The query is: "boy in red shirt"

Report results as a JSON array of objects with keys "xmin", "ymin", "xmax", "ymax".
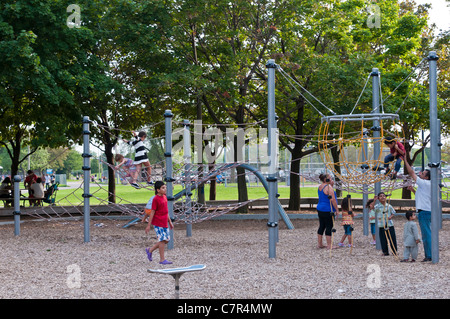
[{"xmin": 144, "ymin": 181, "xmax": 174, "ymax": 265}]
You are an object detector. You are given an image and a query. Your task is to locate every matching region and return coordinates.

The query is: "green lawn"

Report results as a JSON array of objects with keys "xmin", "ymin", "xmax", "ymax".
[{"xmin": 52, "ymin": 182, "xmax": 406, "ymax": 206}]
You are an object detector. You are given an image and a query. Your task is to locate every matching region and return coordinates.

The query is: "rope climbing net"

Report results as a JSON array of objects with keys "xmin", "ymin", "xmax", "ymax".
[{"xmin": 318, "ymin": 112, "xmax": 406, "ymax": 186}]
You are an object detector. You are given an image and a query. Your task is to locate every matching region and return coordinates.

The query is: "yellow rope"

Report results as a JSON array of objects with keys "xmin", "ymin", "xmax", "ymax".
[{"xmin": 318, "ymin": 118, "xmax": 404, "ymax": 186}]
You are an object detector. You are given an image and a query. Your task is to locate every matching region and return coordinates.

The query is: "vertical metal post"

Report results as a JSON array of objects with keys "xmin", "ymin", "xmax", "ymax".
[
  {"xmin": 266, "ymin": 59, "xmax": 278, "ymax": 259},
  {"xmin": 13, "ymin": 175, "xmax": 21, "ymax": 236},
  {"xmin": 437, "ymin": 119, "xmax": 443, "ymax": 229},
  {"xmin": 362, "ymin": 129, "xmax": 369, "ymax": 236},
  {"xmin": 428, "ymin": 51, "xmax": 440, "ymax": 264},
  {"xmin": 82, "ymin": 116, "xmax": 92, "ymax": 243},
  {"xmin": 371, "ymin": 68, "xmax": 381, "ymax": 250},
  {"xmin": 183, "ymin": 120, "xmax": 192, "ymax": 237},
  {"xmin": 164, "ymin": 110, "xmax": 175, "ymax": 250},
  {"xmin": 174, "ymin": 274, "xmax": 181, "ymax": 299}
]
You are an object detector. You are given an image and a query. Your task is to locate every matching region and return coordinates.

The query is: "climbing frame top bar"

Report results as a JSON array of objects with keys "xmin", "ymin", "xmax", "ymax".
[{"xmin": 321, "ymin": 113, "xmax": 400, "ymax": 123}]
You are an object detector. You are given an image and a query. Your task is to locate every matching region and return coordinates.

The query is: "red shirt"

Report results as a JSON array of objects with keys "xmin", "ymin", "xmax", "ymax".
[
  {"xmin": 390, "ymin": 141, "xmax": 405, "ymax": 156},
  {"xmin": 24, "ymin": 173, "xmax": 37, "ymax": 187},
  {"xmin": 151, "ymin": 194, "xmax": 169, "ymax": 228}
]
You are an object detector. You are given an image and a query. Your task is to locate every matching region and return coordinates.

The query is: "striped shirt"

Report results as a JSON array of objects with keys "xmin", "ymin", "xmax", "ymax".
[{"xmin": 128, "ymin": 137, "xmax": 148, "ymax": 164}]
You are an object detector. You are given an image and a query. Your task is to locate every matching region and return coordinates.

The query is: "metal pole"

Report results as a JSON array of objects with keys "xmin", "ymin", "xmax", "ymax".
[
  {"xmin": 82, "ymin": 116, "xmax": 92, "ymax": 243},
  {"xmin": 371, "ymin": 68, "xmax": 381, "ymax": 250},
  {"xmin": 428, "ymin": 51, "xmax": 440, "ymax": 264},
  {"xmin": 266, "ymin": 59, "xmax": 278, "ymax": 259},
  {"xmin": 13, "ymin": 175, "xmax": 21, "ymax": 236},
  {"xmin": 164, "ymin": 110, "xmax": 175, "ymax": 250},
  {"xmin": 438, "ymin": 119, "xmax": 442, "ymax": 230},
  {"xmin": 183, "ymin": 120, "xmax": 192, "ymax": 237},
  {"xmin": 362, "ymin": 129, "xmax": 369, "ymax": 236}
]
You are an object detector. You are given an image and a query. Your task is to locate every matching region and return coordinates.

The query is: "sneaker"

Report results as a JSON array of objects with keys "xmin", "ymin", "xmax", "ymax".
[
  {"xmin": 159, "ymin": 259, "xmax": 173, "ymax": 265},
  {"xmin": 147, "ymin": 181, "xmax": 154, "ymax": 186},
  {"xmin": 421, "ymin": 258, "xmax": 432, "ymax": 262},
  {"xmin": 338, "ymin": 243, "xmax": 345, "ymax": 247},
  {"xmin": 145, "ymin": 248, "xmax": 152, "ymax": 261},
  {"xmin": 400, "ymin": 259, "xmax": 409, "ymax": 262},
  {"xmin": 370, "ymin": 240, "xmax": 376, "ymax": 245},
  {"xmin": 130, "ymin": 183, "xmax": 140, "ymax": 189}
]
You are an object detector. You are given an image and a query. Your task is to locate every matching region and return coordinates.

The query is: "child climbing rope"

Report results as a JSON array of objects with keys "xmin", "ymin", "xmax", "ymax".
[
  {"xmin": 373, "ymin": 192, "xmax": 398, "ymax": 257},
  {"xmin": 114, "ymin": 154, "xmax": 139, "ymax": 188},
  {"xmin": 122, "ymin": 131, "xmax": 153, "ymax": 187},
  {"xmin": 373, "ymin": 136, "xmax": 405, "ymax": 180}
]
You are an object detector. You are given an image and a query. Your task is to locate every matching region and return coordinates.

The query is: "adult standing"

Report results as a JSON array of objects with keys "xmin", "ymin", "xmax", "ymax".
[
  {"xmin": 24, "ymin": 170, "xmax": 37, "ymax": 189},
  {"xmin": 24, "ymin": 170, "xmax": 37, "ymax": 198},
  {"xmin": 404, "ymin": 160, "xmax": 432, "ymax": 262},
  {"xmin": 316, "ymin": 173, "xmax": 340, "ymax": 249}
]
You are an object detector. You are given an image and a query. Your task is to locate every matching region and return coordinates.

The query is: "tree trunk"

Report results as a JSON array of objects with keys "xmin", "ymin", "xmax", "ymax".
[
  {"xmin": 235, "ymin": 106, "xmax": 248, "ymax": 213},
  {"xmin": 104, "ymin": 141, "xmax": 116, "ymax": 204},
  {"xmin": 288, "ymin": 143, "xmax": 301, "ymax": 210},
  {"xmin": 330, "ymin": 146, "xmax": 342, "ymax": 198},
  {"xmin": 209, "ymin": 162, "xmax": 217, "ymax": 201},
  {"xmin": 288, "ymin": 97, "xmax": 306, "ymax": 211}
]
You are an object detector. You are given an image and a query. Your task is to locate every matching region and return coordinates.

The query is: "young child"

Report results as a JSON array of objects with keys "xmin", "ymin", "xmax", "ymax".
[
  {"xmin": 123, "ymin": 131, "xmax": 153, "ymax": 186},
  {"xmin": 383, "ymin": 136, "xmax": 405, "ymax": 180},
  {"xmin": 145, "ymin": 181, "xmax": 174, "ymax": 265},
  {"xmin": 141, "ymin": 195, "xmax": 154, "ymax": 223},
  {"xmin": 401, "ymin": 211, "xmax": 421, "ymax": 262},
  {"xmin": 374, "ymin": 192, "xmax": 398, "ymax": 256},
  {"xmin": 367, "ymin": 198, "xmax": 377, "ymax": 245},
  {"xmin": 115, "ymin": 154, "xmax": 139, "ymax": 189},
  {"xmin": 338, "ymin": 196, "xmax": 356, "ymax": 248}
]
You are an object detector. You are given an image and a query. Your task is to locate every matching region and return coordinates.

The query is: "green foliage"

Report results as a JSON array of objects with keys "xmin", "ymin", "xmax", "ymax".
[{"xmin": 1, "ymin": 0, "xmax": 449, "ymax": 203}]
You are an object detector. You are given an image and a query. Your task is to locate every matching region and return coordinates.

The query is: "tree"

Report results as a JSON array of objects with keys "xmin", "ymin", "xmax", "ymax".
[
  {"xmin": 0, "ymin": 0, "xmax": 105, "ymax": 177},
  {"xmin": 61, "ymin": 150, "xmax": 83, "ymax": 176}
]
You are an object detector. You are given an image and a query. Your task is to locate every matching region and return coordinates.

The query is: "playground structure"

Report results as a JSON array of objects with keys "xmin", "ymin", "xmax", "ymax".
[{"xmin": 6, "ymin": 52, "xmax": 445, "ymax": 263}]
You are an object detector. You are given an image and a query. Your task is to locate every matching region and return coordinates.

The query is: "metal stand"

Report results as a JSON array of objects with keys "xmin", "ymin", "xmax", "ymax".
[{"xmin": 147, "ymin": 264, "xmax": 206, "ymax": 299}]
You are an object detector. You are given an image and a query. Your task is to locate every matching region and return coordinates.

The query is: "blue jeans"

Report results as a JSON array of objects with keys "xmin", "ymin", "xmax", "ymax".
[
  {"xmin": 384, "ymin": 154, "xmax": 402, "ymax": 172},
  {"xmin": 418, "ymin": 210, "xmax": 432, "ymax": 259}
]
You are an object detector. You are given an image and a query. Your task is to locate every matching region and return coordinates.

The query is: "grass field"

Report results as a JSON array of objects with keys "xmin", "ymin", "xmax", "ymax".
[{"xmin": 52, "ymin": 181, "xmax": 406, "ymax": 206}]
